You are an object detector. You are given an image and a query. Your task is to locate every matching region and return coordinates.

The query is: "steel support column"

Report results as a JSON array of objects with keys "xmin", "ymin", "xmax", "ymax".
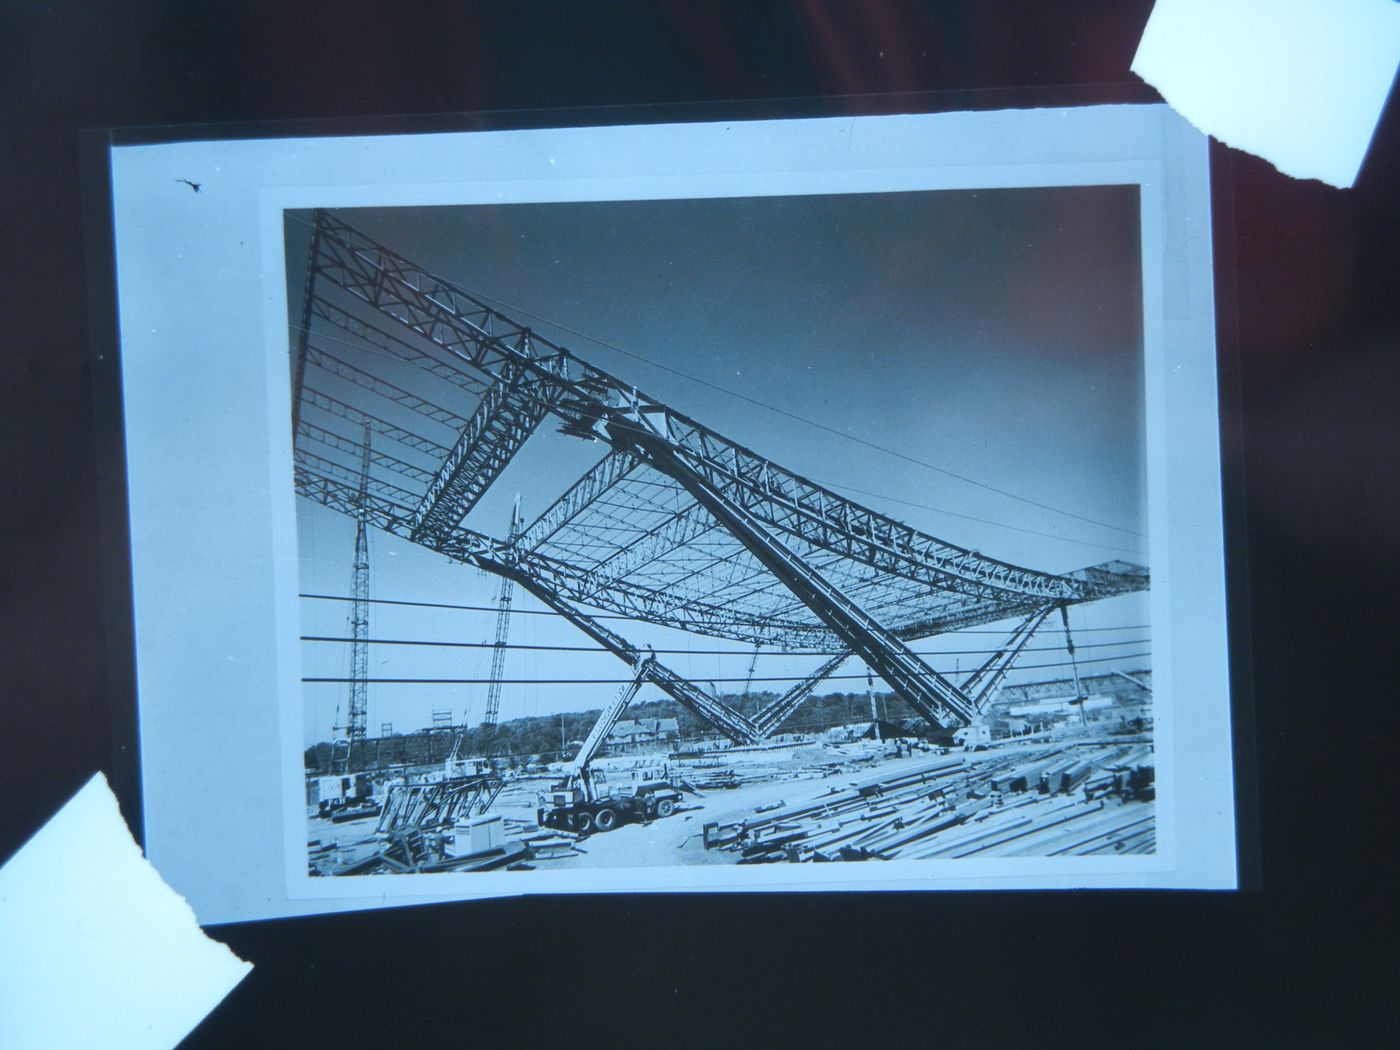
[
  {"xmin": 491, "ymin": 564, "xmax": 760, "ymax": 744},
  {"xmin": 956, "ymin": 606, "xmax": 1054, "ymax": 715},
  {"xmin": 618, "ymin": 420, "xmax": 978, "ymax": 729},
  {"xmin": 751, "ymin": 651, "xmax": 851, "ymax": 738}
]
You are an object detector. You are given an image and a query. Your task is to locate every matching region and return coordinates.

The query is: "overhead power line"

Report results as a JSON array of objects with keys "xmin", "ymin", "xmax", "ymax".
[
  {"xmin": 300, "ymin": 633, "xmax": 1149, "ymax": 656},
  {"xmin": 302, "ymin": 651, "xmax": 1151, "ymax": 685},
  {"xmin": 299, "ymin": 592, "xmax": 1148, "ymax": 634}
]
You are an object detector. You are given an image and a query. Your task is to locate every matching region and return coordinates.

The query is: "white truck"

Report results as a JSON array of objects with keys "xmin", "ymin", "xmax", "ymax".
[{"xmin": 536, "ymin": 657, "xmax": 685, "ymax": 834}]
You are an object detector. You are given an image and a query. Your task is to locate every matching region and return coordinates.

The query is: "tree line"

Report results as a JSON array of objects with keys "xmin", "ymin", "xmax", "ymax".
[{"xmin": 304, "ymin": 688, "xmax": 930, "ymax": 774}]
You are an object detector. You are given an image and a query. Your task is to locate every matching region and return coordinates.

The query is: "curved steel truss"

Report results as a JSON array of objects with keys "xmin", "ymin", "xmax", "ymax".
[{"xmin": 290, "ymin": 211, "xmax": 1148, "ymax": 741}]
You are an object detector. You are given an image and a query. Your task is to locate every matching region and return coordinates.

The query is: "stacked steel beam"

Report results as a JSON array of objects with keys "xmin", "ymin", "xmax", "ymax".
[{"xmin": 704, "ymin": 742, "xmax": 1154, "ymax": 862}]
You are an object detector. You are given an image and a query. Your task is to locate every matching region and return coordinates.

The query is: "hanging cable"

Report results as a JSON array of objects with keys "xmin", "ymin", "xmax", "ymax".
[{"xmin": 302, "ymin": 649, "xmax": 1150, "ymax": 685}]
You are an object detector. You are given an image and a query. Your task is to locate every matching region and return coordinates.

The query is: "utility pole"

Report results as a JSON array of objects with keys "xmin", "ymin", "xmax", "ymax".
[{"xmin": 867, "ymin": 668, "xmax": 880, "ymax": 742}]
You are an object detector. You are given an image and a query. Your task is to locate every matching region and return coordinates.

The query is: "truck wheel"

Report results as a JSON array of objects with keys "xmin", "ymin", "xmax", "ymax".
[
  {"xmin": 593, "ymin": 807, "xmax": 619, "ymax": 832},
  {"xmin": 655, "ymin": 798, "xmax": 676, "ymax": 818},
  {"xmin": 575, "ymin": 811, "xmax": 594, "ymax": 834}
]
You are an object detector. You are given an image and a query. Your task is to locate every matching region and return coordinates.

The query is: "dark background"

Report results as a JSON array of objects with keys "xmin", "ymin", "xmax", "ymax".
[{"xmin": 2, "ymin": 2, "xmax": 1395, "ymax": 1046}]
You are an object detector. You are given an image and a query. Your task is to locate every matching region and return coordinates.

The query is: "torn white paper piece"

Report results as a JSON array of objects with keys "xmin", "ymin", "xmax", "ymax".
[
  {"xmin": 1133, "ymin": 0, "xmax": 1400, "ymax": 187},
  {"xmin": 0, "ymin": 774, "xmax": 252, "ymax": 1049}
]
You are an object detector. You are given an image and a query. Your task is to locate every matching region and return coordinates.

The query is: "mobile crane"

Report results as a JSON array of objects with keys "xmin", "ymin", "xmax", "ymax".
[{"xmin": 536, "ymin": 654, "xmax": 685, "ymax": 834}]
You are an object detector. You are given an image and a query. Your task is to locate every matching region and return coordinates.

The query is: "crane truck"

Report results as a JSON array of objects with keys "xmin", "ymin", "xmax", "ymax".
[{"xmin": 536, "ymin": 655, "xmax": 685, "ymax": 834}]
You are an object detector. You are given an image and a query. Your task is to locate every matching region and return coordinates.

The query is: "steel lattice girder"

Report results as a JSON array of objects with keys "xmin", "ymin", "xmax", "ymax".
[
  {"xmin": 497, "ymin": 570, "xmax": 762, "ymax": 744},
  {"xmin": 297, "ymin": 420, "xmax": 436, "ymax": 485},
  {"xmin": 614, "ymin": 418, "xmax": 979, "ymax": 728},
  {"xmin": 311, "ymin": 296, "xmax": 489, "ymax": 398},
  {"xmin": 300, "ymin": 386, "xmax": 448, "ymax": 458},
  {"xmin": 957, "ymin": 607, "xmax": 1055, "ymax": 712},
  {"xmin": 751, "ymin": 651, "xmax": 852, "ymax": 737},
  {"xmin": 303, "ymin": 343, "xmax": 468, "ymax": 428},
  {"xmin": 290, "ymin": 212, "xmax": 1150, "ymax": 735},
  {"xmin": 310, "ymin": 212, "xmax": 573, "ymax": 388},
  {"xmin": 409, "ymin": 364, "xmax": 554, "ymax": 538},
  {"xmin": 744, "ymin": 608, "xmax": 1052, "ymax": 735},
  {"xmin": 514, "ymin": 451, "xmax": 642, "ymax": 553},
  {"xmin": 293, "ymin": 467, "xmax": 830, "ymax": 649},
  {"xmin": 299, "ymin": 213, "xmax": 1143, "ymax": 612}
]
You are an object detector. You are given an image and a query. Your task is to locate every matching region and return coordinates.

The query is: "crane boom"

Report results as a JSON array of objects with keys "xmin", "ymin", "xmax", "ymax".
[
  {"xmin": 568, "ymin": 656, "xmax": 654, "ymax": 778},
  {"xmin": 565, "ymin": 655, "xmax": 654, "ymax": 802}
]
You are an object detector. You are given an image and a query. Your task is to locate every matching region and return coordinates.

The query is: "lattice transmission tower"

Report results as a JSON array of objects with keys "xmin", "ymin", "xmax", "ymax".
[
  {"xmin": 482, "ymin": 495, "xmax": 523, "ymax": 728},
  {"xmin": 333, "ymin": 421, "xmax": 373, "ymax": 771}
]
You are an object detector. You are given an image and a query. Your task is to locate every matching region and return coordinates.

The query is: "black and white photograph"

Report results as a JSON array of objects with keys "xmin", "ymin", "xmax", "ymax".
[
  {"xmin": 287, "ymin": 187, "xmax": 1156, "ymax": 879},
  {"xmin": 14, "ymin": 4, "xmax": 1396, "ymax": 1043},
  {"xmin": 102, "ymin": 104, "xmax": 1235, "ymax": 917}
]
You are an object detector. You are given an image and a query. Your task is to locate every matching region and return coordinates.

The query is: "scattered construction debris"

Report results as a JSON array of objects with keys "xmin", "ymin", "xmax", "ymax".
[
  {"xmin": 307, "ymin": 734, "xmax": 1156, "ymax": 875},
  {"xmin": 375, "ymin": 773, "xmax": 505, "ymax": 835}
]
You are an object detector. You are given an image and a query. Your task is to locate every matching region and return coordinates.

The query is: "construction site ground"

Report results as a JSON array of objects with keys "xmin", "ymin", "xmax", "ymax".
[{"xmin": 308, "ymin": 735, "xmax": 1154, "ymax": 874}]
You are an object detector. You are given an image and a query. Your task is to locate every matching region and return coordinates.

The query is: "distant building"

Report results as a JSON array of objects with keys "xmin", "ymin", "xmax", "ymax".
[
  {"xmin": 606, "ymin": 717, "xmax": 680, "ymax": 753},
  {"xmin": 998, "ymin": 669, "xmax": 1149, "ymax": 705},
  {"xmin": 988, "ymin": 669, "xmax": 1152, "ymax": 736}
]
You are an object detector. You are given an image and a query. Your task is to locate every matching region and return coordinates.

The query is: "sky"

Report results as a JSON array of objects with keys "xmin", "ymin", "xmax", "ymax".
[{"xmin": 287, "ymin": 186, "xmax": 1150, "ymax": 744}]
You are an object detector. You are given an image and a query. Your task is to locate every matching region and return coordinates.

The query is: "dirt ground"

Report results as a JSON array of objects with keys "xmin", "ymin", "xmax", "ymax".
[{"xmin": 306, "ymin": 741, "xmax": 1050, "ymax": 874}]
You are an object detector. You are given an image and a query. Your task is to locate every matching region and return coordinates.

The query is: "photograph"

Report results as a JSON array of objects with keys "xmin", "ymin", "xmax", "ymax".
[
  {"xmin": 105, "ymin": 104, "xmax": 1233, "ymax": 919},
  {"xmin": 286, "ymin": 187, "xmax": 1157, "ymax": 879}
]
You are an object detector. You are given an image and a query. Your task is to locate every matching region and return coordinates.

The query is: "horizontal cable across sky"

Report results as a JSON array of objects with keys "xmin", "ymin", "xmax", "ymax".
[
  {"xmin": 298, "ymin": 592, "xmax": 1145, "ymax": 633},
  {"xmin": 299, "ymin": 634, "xmax": 1147, "ymax": 657},
  {"xmin": 302, "ymin": 650, "xmax": 1151, "ymax": 685}
]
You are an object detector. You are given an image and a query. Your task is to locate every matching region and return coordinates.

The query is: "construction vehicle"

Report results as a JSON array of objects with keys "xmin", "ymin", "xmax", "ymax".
[{"xmin": 536, "ymin": 655, "xmax": 685, "ymax": 834}]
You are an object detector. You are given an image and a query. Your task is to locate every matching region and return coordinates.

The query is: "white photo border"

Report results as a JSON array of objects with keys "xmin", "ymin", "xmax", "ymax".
[{"xmin": 108, "ymin": 103, "xmax": 1234, "ymax": 924}]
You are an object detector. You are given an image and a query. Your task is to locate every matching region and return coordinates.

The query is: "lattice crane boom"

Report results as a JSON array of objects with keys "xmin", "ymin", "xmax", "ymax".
[{"xmin": 481, "ymin": 496, "xmax": 523, "ymax": 727}]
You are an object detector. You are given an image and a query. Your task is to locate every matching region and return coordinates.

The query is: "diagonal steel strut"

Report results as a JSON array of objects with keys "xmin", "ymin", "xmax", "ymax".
[
  {"xmin": 482, "ymin": 562, "xmax": 761, "ymax": 744},
  {"xmin": 956, "ymin": 606, "xmax": 1054, "ymax": 715},
  {"xmin": 749, "ymin": 607, "xmax": 1052, "ymax": 737},
  {"xmin": 615, "ymin": 415, "xmax": 979, "ymax": 729},
  {"xmin": 410, "ymin": 364, "xmax": 553, "ymax": 538},
  {"xmin": 751, "ymin": 651, "xmax": 851, "ymax": 738}
]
